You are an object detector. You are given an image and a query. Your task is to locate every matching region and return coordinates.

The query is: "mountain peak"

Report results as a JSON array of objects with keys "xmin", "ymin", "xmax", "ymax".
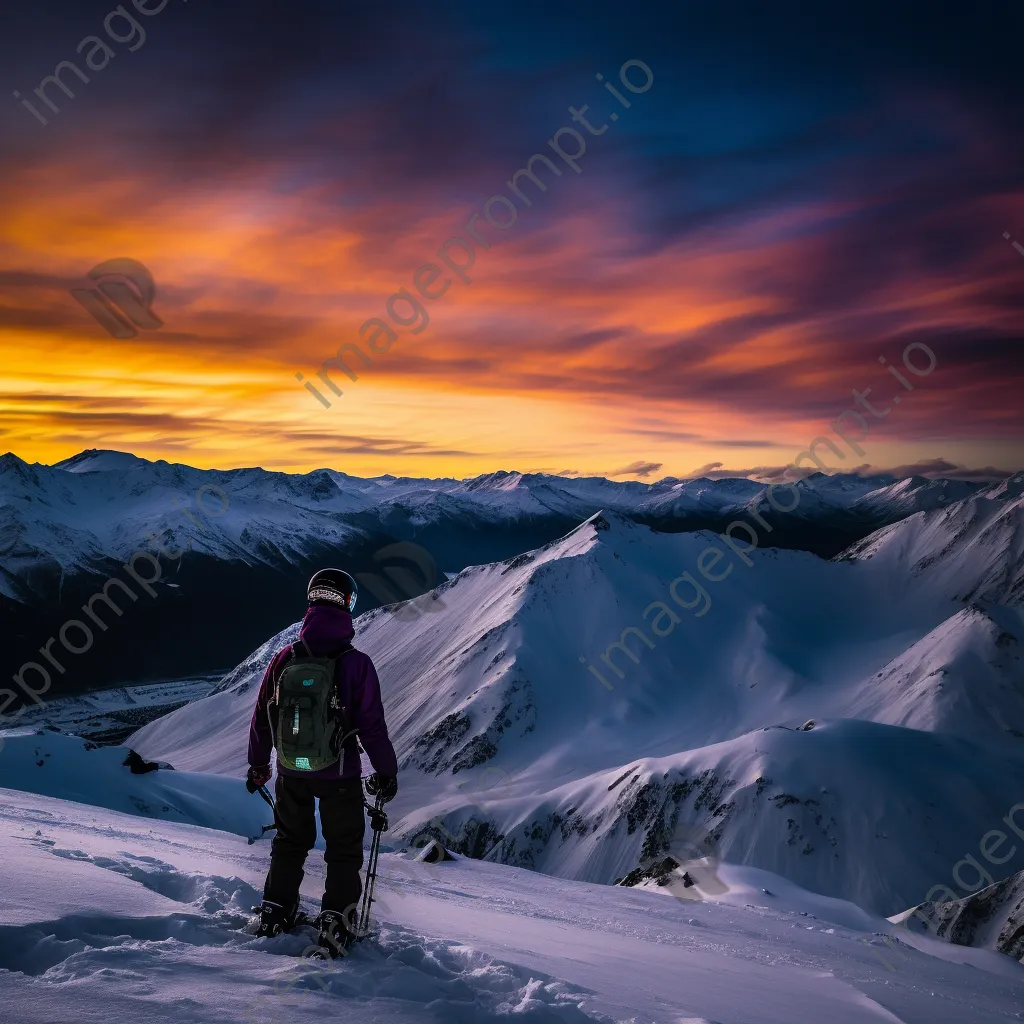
[
  {"xmin": 463, "ymin": 470, "xmax": 525, "ymax": 492},
  {"xmin": 55, "ymin": 449, "xmax": 149, "ymax": 474},
  {"xmin": 983, "ymin": 471, "xmax": 1024, "ymax": 500},
  {"xmin": 0, "ymin": 451, "xmax": 38, "ymax": 485}
]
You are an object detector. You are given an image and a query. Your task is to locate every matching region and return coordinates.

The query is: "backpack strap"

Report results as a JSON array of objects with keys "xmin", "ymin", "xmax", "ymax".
[{"xmin": 270, "ymin": 636, "xmax": 320, "ymax": 705}]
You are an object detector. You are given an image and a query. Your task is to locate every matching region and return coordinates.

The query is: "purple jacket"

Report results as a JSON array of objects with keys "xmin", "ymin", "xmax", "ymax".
[{"xmin": 248, "ymin": 604, "xmax": 399, "ymax": 780}]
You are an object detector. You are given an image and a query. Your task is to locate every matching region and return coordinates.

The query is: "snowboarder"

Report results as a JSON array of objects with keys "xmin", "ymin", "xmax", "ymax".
[{"xmin": 246, "ymin": 568, "xmax": 399, "ymax": 955}]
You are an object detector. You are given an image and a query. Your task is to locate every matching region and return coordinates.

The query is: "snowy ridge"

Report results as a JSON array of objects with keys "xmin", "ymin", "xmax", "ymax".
[
  {"xmin": 404, "ymin": 719, "xmax": 1024, "ymax": 916},
  {"xmin": 849, "ymin": 475, "xmax": 983, "ymax": 517},
  {"xmin": 125, "ymin": 500, "xmax": 1024, "ymax": 915},
  {"xmin": 844, "ymin": 603, "xmax": 1024, "ymax": 743},
  {"xmin": 0, "ymin": 450, "xmax": 996, "ymax": 602},
  {"xmin": 842, "ymin": 475, "xmax": 1024, "ymax": 605}
]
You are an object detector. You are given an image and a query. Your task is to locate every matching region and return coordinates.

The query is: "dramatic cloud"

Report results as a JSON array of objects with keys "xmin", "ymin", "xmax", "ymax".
[
  {"xmin": 0, "ymin": 1, "xmax": 1021, "ymax": 476},
  {"xmin": 681, "ymin": 462, "xmax": 797, "ymax": 482},
  {"xmin": 607, "ymin": 461, "xmax": 664, "ymax": 479},
  {"xmin": 850, "ymin": 459, "xmax": 1015, "ymax": 482},
  {"xmin": 683, "ymin": 459, "xmax": 1016, "ymax": 484}
]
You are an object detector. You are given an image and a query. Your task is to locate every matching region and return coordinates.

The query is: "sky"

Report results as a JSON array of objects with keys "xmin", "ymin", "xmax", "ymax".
[{"xmin": 0, "ymin": 0, "xmax": 1022, "ymax": 480}]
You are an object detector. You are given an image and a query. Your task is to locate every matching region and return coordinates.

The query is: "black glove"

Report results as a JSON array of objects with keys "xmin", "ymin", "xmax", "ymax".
[
  {"xmin": 246, "ymin": 764, "xmax": 272, "ymax": 794},
  {"xmin": 365, "ymin": 773, "xmax": 398, "ymax": 803}
]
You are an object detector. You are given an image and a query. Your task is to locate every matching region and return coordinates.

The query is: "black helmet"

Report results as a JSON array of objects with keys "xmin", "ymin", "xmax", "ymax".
[{"xmin": 307, "ymin": 568, "xmax": 358, "ymax": 612}]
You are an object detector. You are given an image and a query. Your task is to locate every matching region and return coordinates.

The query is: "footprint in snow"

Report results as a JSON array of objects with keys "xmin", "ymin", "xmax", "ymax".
[
  {"xmin": 40, "ymin": 846, "xmax": 261, "ymax": 919},
  {"xmin": 242, "ymin": 923, "xmax": 609, "ymax": 1024}
]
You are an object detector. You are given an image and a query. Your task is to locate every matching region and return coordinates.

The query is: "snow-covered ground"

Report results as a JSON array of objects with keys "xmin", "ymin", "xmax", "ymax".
[{"xmin": 2, "ymin": 787, "xmax": 1021, "ymax": 1024}]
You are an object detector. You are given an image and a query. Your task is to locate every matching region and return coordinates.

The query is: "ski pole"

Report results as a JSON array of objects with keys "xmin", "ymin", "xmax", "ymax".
[
  {"xmin": 247, "ymin": 783, "xmax": 278, "ymax": 844},
  {"xmin": 357, "ymin": 792, "xmax": 388, "ymax": 937},
  {"xmin": 359, "ymin": 812, "xmax": 383, "ymax": 935},
  {"xmin": 257, "ymin": 783, "xmax": 277, "ymax": 816},
  {"xmin": 358, "ymin": 797, "xmax": 385, "ymax": 935}
]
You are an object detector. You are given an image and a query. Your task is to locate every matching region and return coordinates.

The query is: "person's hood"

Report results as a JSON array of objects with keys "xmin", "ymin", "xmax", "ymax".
[{"xmin": 298, "ymin": 603, "xmax": 355, "ymax": 656}]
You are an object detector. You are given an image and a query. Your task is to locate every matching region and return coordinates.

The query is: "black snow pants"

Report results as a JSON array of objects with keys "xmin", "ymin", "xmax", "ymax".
[{"xmin": 262, "ymin": 773, "xmax": 365, "ymax": 920}]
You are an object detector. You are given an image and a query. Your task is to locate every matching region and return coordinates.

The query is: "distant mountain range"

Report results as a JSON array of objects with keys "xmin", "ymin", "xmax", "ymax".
[
  {"xmin": 132, "ymin": 479, "xmax": 1024, "ymax": 917},
  {"xmin": 0, "ymin": 448, "xmax": 1015, "ymax": 695}
]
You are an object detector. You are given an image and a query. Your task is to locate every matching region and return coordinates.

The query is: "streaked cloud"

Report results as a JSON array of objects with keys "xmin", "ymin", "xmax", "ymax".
[
  {"xmin": 0, "ymin": 1, "xmax": 1021, "ymax": 477},
  {"xmin": 606, "ymin": 461, "xmax": 664, "ymax": 479}
]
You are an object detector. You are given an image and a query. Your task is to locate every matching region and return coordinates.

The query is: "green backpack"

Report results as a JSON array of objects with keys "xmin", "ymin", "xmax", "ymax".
[{"xmin": 273, "ymin": 643, "xmax": 353, "ymax": 772}]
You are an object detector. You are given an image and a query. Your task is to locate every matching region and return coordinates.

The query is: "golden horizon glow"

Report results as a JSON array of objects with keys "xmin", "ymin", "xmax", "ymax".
[{"xmin": 1, "ymin": 152, "xmax": 1022, "ymax": 481}]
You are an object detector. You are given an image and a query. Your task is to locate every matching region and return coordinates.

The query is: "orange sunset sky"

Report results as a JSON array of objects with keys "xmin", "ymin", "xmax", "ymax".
[{"xmin": 1, "ymin": 1, "xmax": 1022, "ymax": 481}]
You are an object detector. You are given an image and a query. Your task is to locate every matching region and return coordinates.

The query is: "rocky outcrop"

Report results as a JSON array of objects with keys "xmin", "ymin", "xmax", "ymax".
[{"xmin": 910, "ymin": 869, "xmax": 1024, "ymax": 961}]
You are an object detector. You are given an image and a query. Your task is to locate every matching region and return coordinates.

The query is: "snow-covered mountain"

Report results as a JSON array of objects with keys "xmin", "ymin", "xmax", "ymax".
[
  {"xmin": 843, "ymin": 602, "xmax": 1024, "ymax": 743},
  {"xmin": 2, "ymin": 451, "xmax": 992, "ymax": 590},
  {"xmin": 126, "ymin": 482, "xmax": 1024, "ymax": 918},
  {"xmin": 840, "ymin": 477, "xmax": 1024, "ymax": 605},
  {"xmin": 0, "ymin": 449, "xmax": 1001, "ymax": 693}
]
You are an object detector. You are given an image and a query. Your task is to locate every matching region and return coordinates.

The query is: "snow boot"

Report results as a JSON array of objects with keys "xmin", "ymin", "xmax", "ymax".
[
  {"xmin": 254, "ymin": 898, "xmax": 299, "ymax": 938},
  {"xmin": 311, "ymin": 910, "xmax": 355, "ymax": 959}
]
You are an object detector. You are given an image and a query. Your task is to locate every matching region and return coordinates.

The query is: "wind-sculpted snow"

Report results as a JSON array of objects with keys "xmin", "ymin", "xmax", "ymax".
[{"xmin": 0, "ymin": 792, "xmax": 614, "ymax": 1023}]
